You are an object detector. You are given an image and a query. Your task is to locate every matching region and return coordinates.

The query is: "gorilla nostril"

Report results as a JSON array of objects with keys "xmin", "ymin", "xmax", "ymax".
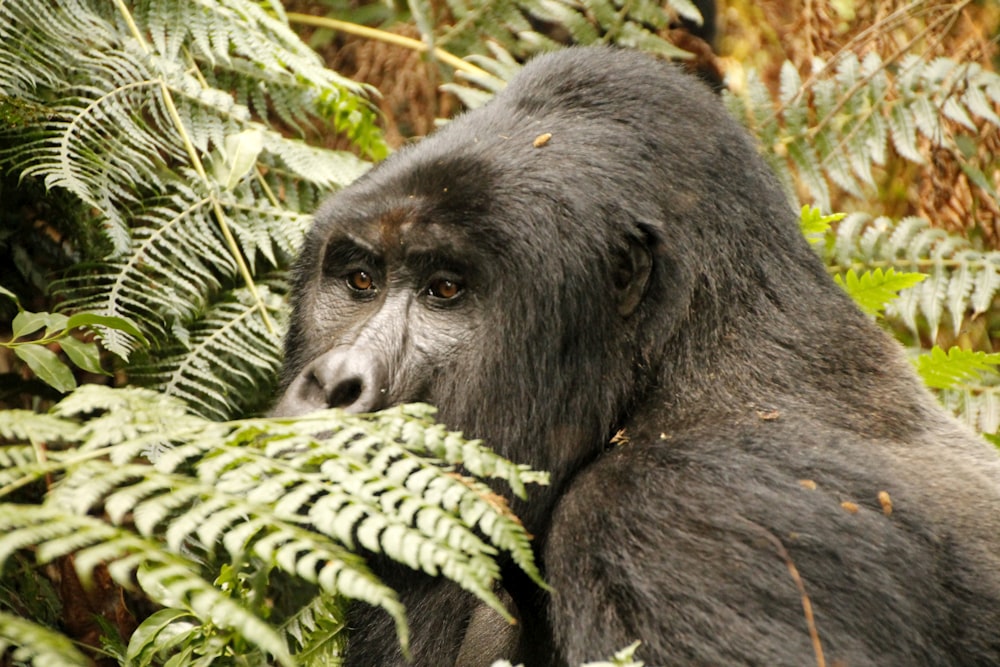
[{"xmin": 327, "ymin": 377, "xmax": 363, "ymax": 408}]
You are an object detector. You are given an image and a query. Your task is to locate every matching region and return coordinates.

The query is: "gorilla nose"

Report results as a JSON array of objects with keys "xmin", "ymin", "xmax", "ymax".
[{"xmin": 271, "ymin": 348, "xmax": 389, "ymax": 417}]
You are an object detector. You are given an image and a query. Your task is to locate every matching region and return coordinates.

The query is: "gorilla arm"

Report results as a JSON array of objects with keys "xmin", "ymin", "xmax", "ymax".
[{"xmin": 543, "ymin": 421, "xmax": 972, "ymax": 667}]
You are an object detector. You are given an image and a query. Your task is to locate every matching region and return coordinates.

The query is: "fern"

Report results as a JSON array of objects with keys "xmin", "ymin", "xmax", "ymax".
[
  {"xmin": 828, "ymin": 214, "xmax": 1000, "ymax": 340},
  {"xmin": 279, "ymin": 593, "xmax": 348, "ymax": 661},
  {"xmin": 917, "ymin": 347, "xmax": 1000, "ymax": 435},
  {"xmin": 731, "ymin": 51, "xmax": 1000, "ymax": 213},
  {"xmin": 0, "ymin": 611, "xmax": 91, "ymax": 667},
  {"xmin": 799, "ymin": 205, "xmax": 844, "ymax": 245},
  {"xmin": 494, "ymin": 641, "xmax": 645, "ymax": 667},
  {"xmin": 433, "ymin": 0, "xmax": 700, "ymax": 60},
  {"xmin": 0, "ymin": 0, "xmax": 382, "ymax": 418},
  {"xmin": 0, "ymin": 385, "xmax": 546, "ymax": 663},
  {"xmin": 127, "ymin": 283, "xmax": 287, "ymax": 420},
  {"xmin": 914, "ymin": 346, "xmax": 1000, "ymax": 391},
  {"xmin": 813, "ymin": 212, "xmax": 1000, "ymax": 433},
  {"xmin": 834, "ymin": 268, "xmax": 926, "ymax": 319},
  {"xmin": 412, "ymin": 0, "xmax": 703, "ymax": 108}
]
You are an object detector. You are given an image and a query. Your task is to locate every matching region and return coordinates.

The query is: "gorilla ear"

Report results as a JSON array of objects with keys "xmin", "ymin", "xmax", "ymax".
[{"xmin": 613, "ymin": 233, "xmax": 653, "ymax": 317}]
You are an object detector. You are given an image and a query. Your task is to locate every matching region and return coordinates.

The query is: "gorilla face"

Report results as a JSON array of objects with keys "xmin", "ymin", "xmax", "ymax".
[
  {"xmin": 273, "ymin": 136, "xmax": 658, "ymax": 529},
  {"xmin": 272, "ymin": 212, "xmax": 489, "ymax": 417}
]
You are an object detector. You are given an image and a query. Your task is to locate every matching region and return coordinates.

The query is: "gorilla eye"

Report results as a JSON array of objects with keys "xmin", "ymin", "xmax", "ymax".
[
  {"xmin": 346, "ymin": 270, "xmax": 376, "ymax": 292},
  {"xmin": 428, "ymin": 278, "xmax": 462, "ymax": 300}
]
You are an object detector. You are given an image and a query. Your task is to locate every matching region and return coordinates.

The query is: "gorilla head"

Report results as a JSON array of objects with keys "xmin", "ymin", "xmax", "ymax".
[
  {"xmin": 272, "ymin": 49, "xmax": 701, "ymax": 523},
  {"xmin": 275, "ymin": 47, "xmax": 1000, "ymax": 666}
]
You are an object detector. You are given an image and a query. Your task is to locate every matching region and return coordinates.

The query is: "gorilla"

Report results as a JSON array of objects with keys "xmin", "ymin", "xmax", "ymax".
[{"xmin": 273, "ymin": 47, "xmax": 1000, "ymax": 666}]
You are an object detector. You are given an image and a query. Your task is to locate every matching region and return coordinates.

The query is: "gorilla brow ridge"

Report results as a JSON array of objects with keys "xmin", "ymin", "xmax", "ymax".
[{"xmin": 321, "ymin": 237, "xmax": 381, "ymax": 279}]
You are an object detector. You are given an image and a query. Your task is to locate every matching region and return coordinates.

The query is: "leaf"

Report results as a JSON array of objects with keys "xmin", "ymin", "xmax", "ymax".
[
  {"xmin": 958, "ymin": 160, "xmax": 999, "ymax": 199},
  {"xmin": 60, "ymin": 337, "xmax": 109, "ymax": 376},
  {"xmin": 787, "ymin": 139, "xmax": 830, "ymax": 210},
  {"xmin": 942, "ymin": 96, "xmax": 977, "ymax": 131},
  {"xmin": 65, "ymin": 312, "xmax": 149, "ymax": 345},
  {"xmin": 126, "ymin": 608, "xmax": 199, "ymax": 666},
  {"xmin": 0, "ymin": 286, "xmax": 20, "ymax": 308},
  {"xmin": 834, "ymin": 268, "xmax": 927, "ymax": 318},
  {"xmin": 666, "ymin": 0, "xmax": 707, "ymax": 25},
  {"xmin": 11, "ymin": 311, "xmax": 51, "ymax": 340},
  {"xmin": 889, "ymin": 104, "xmax": 923, "ymax": 163},
  {"xmin": 219, "ymin": 128, "xmax": 265, "ymax": 190},
  {"xmin": 779, "ymin": 60, "xmax": 801, "ymax": 106},
  {"xmin": 13, "ymin": 344, "xmax": 77, "ymax": 392},
  {"xmin": 799, "ymin": 206, "xmax": 844, "ymax": 243},
  {"xmin": 913, "ymin": 346, "xmax": 1000, "ymax": 390}
]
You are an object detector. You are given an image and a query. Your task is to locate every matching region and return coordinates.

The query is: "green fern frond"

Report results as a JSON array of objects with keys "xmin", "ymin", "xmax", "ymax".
[
  {"xmin": 0, "ymin": 412, "xmax": 77, "ymax": 443},
  {"xmin": 128, "ymin": 284, "xmax": 287, "ymax": 419},
  {"xmin": 913, "ymin": 346, "xmax": 1000, "ymax": 391},
  {"xmin": 829, "ymin": 214, "xmax": 1000, "ymax": 340},
  {"xmin": 0, "ymin": 611, "xmax": 91, "ymax": 667},
  {"xmin": 443, "ymin": 0, "xmax": 697, "ymax": 59},
  {"xmin": 280, "ymin": 593, "xmax": 347, "ymax": 659},
  {"xmin": 0, "ymin": 386, "xmax": 546, "ymax": 659},
  {"xmin": 495, "ymin": 641, "xmax": 645, "ymax": 667},
  {"xmin": 826, "ymin": 212, "xmax": 1000, "ymax": 433},
  {"xmin": 434, "ymin": 0, "xmax": 699, "ymax": 106},
  {"xmin": 731, "ymin": 52, "xmax": 1000, "ymax": 211},
  {"xmin": 0, "ymin": 506, "xmax": 295, "ymax": 666},
  {"xmin": 799, "ymin": 205, "xmax": 845, "ymax": 244},
  {"xmin": 0, "ymin": 0, "xmax": 380, "ymax": 416},
  {"xmin": 834, "ymin": 268, "xmax": 926, "ymax": 318},
  {"xmin": 939, "ymin": 386, "xmax": 1000, "ymax": 436}
]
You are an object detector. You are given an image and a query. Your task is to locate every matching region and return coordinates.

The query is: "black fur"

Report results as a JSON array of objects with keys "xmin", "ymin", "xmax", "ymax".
[{"xmin": 274, "ymin": 47, "xmax": 1000, "ymax": 666}]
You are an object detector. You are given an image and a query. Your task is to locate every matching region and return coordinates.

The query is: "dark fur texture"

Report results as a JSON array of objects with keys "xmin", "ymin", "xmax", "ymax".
[{"xmin": 275, "ymin": 47, "xmax": 1000, "ymax": 666}]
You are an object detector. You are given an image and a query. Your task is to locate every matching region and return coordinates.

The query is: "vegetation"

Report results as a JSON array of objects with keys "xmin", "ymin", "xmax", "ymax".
[{"xmin": 0, "ymin": 0, "xmax": 997, "ymax": 664}]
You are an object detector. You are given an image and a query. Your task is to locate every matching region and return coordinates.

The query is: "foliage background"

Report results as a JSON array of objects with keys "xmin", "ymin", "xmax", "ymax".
[{"xmin": 0, "ymin": 0, "xmax": 998, "ymax": 665}]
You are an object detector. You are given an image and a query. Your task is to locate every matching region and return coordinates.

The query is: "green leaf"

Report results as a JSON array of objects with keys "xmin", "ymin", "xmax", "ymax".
[
  {"xmin": 126, "ymin": 608, "xmax": 199, "ymax": 666},
  {"xmin": 60, "ymin": 337, "xmax": 109, "ymax": 376},
  {"xmin": 13, "ymin": 344, "xmax": 77, "ymax": 392},
  {"xmin": 43, "ymin": 313, "xmax": 70, "ymax": 336},
  {"xmin": 834, "ymin": 268, "xmax": 927, "ymax": 318},
  {"xmin": 800, "ymin": 205, "xmax": 844, "ymax": 244},
  {"xmin": 11, "ymin": 311, "xmax": 50, "ymax": 340},
  {"xmin": 958, "ymin": 160, "xmax": 999, "ymax": 199},
  {"xmin": 11, "ymin": 311, "xmax": 71, "ymax": 340},
  {"xmin": 913, "ymin": 346, "xmax": 1000, "ymax": 390},
  {"xmin": 219, "ymin": 128, "xmax": 265, "ymax": 190},
  {"xmin": 65, "ymin": 313, "xmax": 149, "ymax": 345},
  {"xmin": 0, "ymin": 286, "xmax": 20, "ymax": 307}
]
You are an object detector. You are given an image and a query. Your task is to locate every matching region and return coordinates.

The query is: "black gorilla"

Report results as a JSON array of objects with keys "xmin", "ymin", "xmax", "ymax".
[{"xmin": 274, "ymin": 47, "xmax": 1000, "ymax": 666}]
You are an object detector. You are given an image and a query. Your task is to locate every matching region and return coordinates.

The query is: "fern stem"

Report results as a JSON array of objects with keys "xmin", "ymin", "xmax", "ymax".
[
  {"xmin": 285, "ymin": 12, "xmax": 493, "ymax": 81},
  {"xmin": 161, "ymin": 80, "xmax": 276, "ymax": 334},
  {"xmin": 112, "ymin": 0, "xmax": 276, "ymax": 335},
  {"xmin": 0, "ymin": 445, "xmax": 110, "ymax": 499},
  {"xmin": 254, "ymin": 169, "xmax": 282, "ymax": 209},
  {"xmin": 113, "ymin": 0, "xmax": 148, "ymax": 53},
  {"xmin": 828, "ymin": 257, "xmax": 985, "ymax": 273}
]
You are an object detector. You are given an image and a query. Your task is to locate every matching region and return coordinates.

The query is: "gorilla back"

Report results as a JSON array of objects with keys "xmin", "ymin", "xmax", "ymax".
[{"xmin": 276, "ymin": 47, "xmax": 1000, "ymax": 666}]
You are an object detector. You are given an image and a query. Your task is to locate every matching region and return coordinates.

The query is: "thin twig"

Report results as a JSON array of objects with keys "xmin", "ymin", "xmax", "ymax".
[
  {"xmin": 744, "ymin": 519, "xmax": 826, "ymax": 667},
  {"xmin": 286, "ymin": 12, "xmax": 493, "ymax": 81}
]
